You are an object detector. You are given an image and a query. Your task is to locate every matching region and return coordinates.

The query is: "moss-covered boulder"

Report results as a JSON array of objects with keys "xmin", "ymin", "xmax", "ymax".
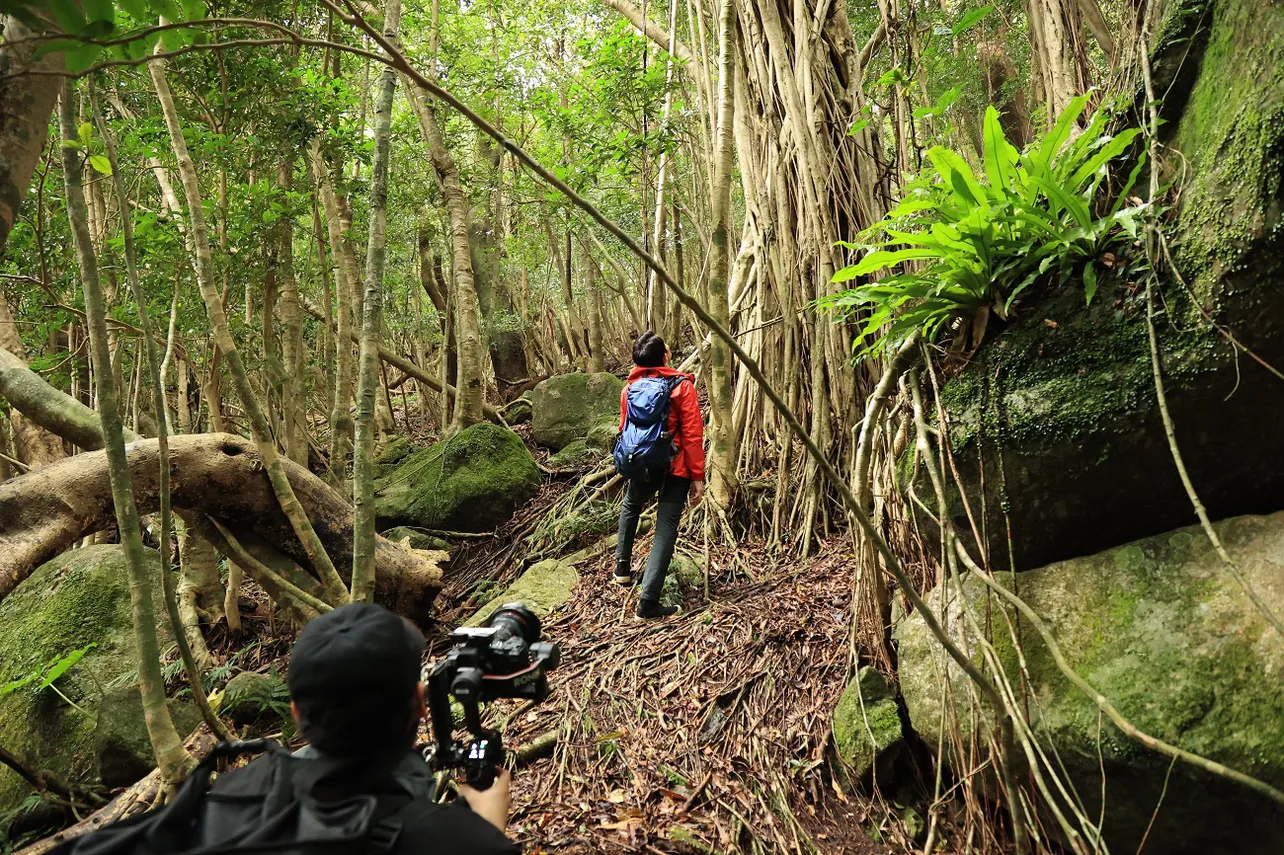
[
  {"xmin": 584, "ymin": 416, "xmax": 619, "ymax": 453},
  {"xmin": 93, "ymin": 688, "xmax": 202, "ymax": 788},
  {"xmin": 672, "ymin": 554, "xmax": 704, "ymax": 590},
  {"xmin": 381, "ymin": 526, "xmax": 453, "ymax": 556},
  {"xmin": 895, "ymin": 511, "xmax": 1284, "ymax": 854},
  {"xmin": 375, "ymin": 437, "xmax": 422, "ymax": 478},
  {"xmin": 917, "ymin": 0, "xmax": 1284, "ymax": 571},
  {"xmin": 531, "ymin": 372, "xmax": 623, "ymax": 450},
  {"xmin": 0, "ymin": 546, "xmax": 167, "ymax": 813},
  {"xmin": 463, "ymin": 559, "xmax": 579, "ymax": 628},
  {"xmin": 374, "ymin": 423, "xmax": 540, "ymax": 532},
  {"xmin": 548, "ymin": 439, "xmax": 599, "ymax": 469},
  {"xmin": 832, "ymin": 667, "xmax": 903, "ymax": 781}
]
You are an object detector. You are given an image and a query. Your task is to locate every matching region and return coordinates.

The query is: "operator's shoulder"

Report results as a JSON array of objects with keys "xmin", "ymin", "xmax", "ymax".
[{"xmin": 396, "ymin": 801, "xmax": 519, "ymax": 855}]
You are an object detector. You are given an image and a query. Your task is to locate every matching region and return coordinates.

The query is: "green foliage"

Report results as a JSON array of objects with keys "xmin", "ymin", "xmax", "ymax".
[
  {"xmin": 0, "ymin": 644, "xmax": 97, "ymax": 716},
  {"xmin": 6, "ymin": 0, "xmax": 208, "ymax": 74},
  {"xmin": 824, "ymin": 94, "xmax": 1149, "ymax": 359}
]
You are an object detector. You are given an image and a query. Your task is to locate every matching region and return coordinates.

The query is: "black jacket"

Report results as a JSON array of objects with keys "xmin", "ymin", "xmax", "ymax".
[{"xmin": 208, "ymin": 746, "xmax": 519, "ymax": 855}]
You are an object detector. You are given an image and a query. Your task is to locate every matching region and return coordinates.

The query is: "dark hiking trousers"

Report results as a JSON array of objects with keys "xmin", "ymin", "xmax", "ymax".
[{"xmin": 616, "ymin": 474, "xmax": 691, "ymax": 604}]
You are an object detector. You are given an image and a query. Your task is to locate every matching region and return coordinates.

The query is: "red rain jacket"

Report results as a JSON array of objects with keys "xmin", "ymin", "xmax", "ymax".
[{"xmin": 618, "ymin": 365, "xmax": 705, "ymax": 482}]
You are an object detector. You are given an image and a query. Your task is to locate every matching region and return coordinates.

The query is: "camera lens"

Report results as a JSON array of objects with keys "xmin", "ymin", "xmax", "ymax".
[{"xmin": 485, "ymin": 602, "xmax": 541, "ymax": 645}]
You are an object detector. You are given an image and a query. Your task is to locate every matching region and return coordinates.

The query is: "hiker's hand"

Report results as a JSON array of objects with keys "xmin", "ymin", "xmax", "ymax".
[
  {"xmin": 461, "ymin": 768, "xmax": 511, "ymax": 833},
  {"xmin": 690, "ymin": 481, "xmax": 705, "ymax": 507}
]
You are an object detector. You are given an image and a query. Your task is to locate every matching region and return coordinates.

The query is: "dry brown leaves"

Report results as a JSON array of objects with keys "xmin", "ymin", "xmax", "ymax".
[{"xmin": 489, "ymin": 544, "xmax": 890, "ymax": 854}]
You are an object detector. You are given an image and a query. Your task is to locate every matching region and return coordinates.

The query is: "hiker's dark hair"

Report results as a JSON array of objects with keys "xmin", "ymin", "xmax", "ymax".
[{"xmin": 633, "ymin": 331, "xmax": 667, "ymax": 367}]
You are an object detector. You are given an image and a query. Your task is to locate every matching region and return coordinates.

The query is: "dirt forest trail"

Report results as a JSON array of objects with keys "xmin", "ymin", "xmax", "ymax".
[{"xmin": 471, "ymin": 535, "xmax": 896, "ymax": 854}]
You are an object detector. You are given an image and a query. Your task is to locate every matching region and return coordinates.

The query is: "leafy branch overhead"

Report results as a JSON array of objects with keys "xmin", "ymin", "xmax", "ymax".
[
  {"xmin": 3, "ymin": 0, "xmax": 208, "ymax": 73},
  {"xmin": 825, "ymin": 93, "xmax": 1149, "ymax": 360}
]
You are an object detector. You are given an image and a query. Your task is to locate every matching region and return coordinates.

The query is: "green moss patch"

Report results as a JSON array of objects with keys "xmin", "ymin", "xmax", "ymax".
[
  {"xmin": 463, "ymin": 559, "xmax": 580, "ymax": 628},
  {"xmin": 0, "ymin": 546, "xmax": 167, "ymax": 813},
  {"xmin": 374, "ymin": 423, "xmax": 540, "ymax": 532}
]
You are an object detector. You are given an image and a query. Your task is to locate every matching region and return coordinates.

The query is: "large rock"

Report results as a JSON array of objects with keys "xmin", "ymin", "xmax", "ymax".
[
  {"xmin": 895, "ymin": 512, "xmax": 1284, "ymax": 855},
  {"xmin": 531, "ymin": 372, "xmax": 623, "ymax": 451},
  {"xmin": 832, "ymin": 667, "xmax": 904, "ymax": 780},
  {"xmin": 916, "ymin": 0, "xmax": 1284, "ymax": 571},
  {"xmin": 374, "ymin": 423, "xmax": 540, "ymax": 532},
  {"xmin": 93, "ymin": 688, "xmax": 202, "ymax": 789},
  {"xmin": 381, "ymin": 526, "xmax": 453, "ymax": 556},
  {"xmin": 0, "ymin": 546, "xmax": 168, "ymax": 812},
  {"xmin": 463, "ymin": 559, "xmax": 580, "ymax": 628}
]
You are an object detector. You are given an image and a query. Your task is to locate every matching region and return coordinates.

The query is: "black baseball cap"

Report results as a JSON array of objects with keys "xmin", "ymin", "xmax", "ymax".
[{"xmin": 287, "ymin": 602, "xmax": 425, "ymax": 756}]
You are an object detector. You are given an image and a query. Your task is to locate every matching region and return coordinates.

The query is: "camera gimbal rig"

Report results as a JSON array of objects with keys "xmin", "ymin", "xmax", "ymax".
[{"xmin": 423, "ymin": 603, "xmax": 560, "ymax": 790}]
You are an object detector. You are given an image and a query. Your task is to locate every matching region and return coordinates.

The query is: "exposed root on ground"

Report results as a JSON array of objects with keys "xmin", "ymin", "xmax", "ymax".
[{"xmin": 489, "ymin": 546, "xmax": 897, "ymax": 854}]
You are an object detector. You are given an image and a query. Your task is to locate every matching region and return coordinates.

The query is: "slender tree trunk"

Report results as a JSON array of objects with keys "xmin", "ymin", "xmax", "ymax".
[
  {"xmin": 0, "ymin": 296, "xmax": 63, "ymax": 466},
  {"xmin": 149, "ymin": 51, "xmax": 348, "ymax": 604},
  {"xmin": 91, "ymin": 81, "xmax": 227, "ymax": 738},
  {"xmin": 352, "ymin": 0, "xmax": 402, "ymax": 604},
  {"xmin": 277, "ymin": 160, "xmax": 307, "ymax": 466},
  {"xmin": 402, "ymin": 79, "xmax": 486, "ymax": 431},
  {"xmin": 705, "ymin": 0, "xmax": 738, "ymax": 513},
  {"xmin": 583, "ymin": 239, "xmax": 606, "ymax": 373},
  {"xmin": 311, "ymin": 146, "xmax": 357, "ymax": 479},
  {"xmin": 60, "ymin": 80, "xmax": 195, "ymax": 788}
]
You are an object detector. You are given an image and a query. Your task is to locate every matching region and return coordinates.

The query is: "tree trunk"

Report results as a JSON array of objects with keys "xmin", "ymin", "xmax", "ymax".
[
  {"xmin": 90, "ymin": 80, "xmax": 226, "ymax": 740},
  {"xmin": 0, "ymin": 298, "xmax": 64, "ymax": 466},
  {"xmin": 311, "ymin": 145, "xmax": 358, "ymax": 478},
  {"xmin": 402, "ymin": 78, "xmax": 486, "ymax": 431},
  {"xmin": 583, "ymin": 239, "xmax": 606, "ymax": 373},
  {"xmin": 1026, "ymin": 0, "xmax": 1090, "ymax": 121},
  {"xmin": 277, "ymin": 160, "xmax": 307, "ymax": 466},
  {"xmin": 0, "ymin": 434, "xmax": 443, "ymax": 617},
  {"xmin": 352, "ymin": 0, "xmax": 402, "ymax": 604},
  {"xmin": 705, "ymin": 0, "xmax": 739, "ymax": 513},
  {"xmin": 149, "ymin": 51, "xmax": 349, "ymax": 604},
  {"xmin": 0, "ymin": 15, "xmax": 60, "ymax": 255},
  {"xmin": 59, "ymin": 79, "xmax": 195, "ymax": 789}
]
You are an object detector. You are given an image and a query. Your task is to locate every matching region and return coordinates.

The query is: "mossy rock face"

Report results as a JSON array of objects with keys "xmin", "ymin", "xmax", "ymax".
[
  {"xmin": 669, "ymin": 553, "xmax": 704, "ymax": 591},
  {"xmin": 380, "ymin": 526, "xmax": 453, "ymax": 556},
  {"xmin": 584, "ymin": 416, "xmax": 619, "ymax": 453},
  {"xmin": 463, "ymin": 559, "xmax": 580, "ymax": 628},
  {"xmin": 374, "ymin": 423, "xmax": 540, "ymax": 532},
  {"xmin": 548, "ymin": 440, "xmax": 598, "ymax": 469},
  {"xmin": 217, "ymin": 671, "xmax": 289, "ymax": 727},
  {"xmin": 375, "ymin": 437, "xmax": 422, "ymax": 478},
  {"xmin": 832, "ymin": 667, "xmax": 903, "ymax": 780},
  {"xmin": 895, "ymin": 512, "xmax": 1284, "ymax": 854},
  {"xmin": 531, "ymin": 372, "xmax": 623, "ymax": 450},
  {"xmin": 93, "ymin": 689, "xmax": 202, "ymax": 789},
  {"xmin": 0, "ymin": 546, "xmax": 168, "ymax": 813},
  {"xmin": 919, "ymin": 0, "xmax": 1284, "ymax": 571}
]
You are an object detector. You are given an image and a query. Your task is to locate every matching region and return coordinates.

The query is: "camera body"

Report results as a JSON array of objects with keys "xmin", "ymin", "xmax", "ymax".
[{"xmin": 424, "ymin": 603, "xmax": 560, "ymax": 790}]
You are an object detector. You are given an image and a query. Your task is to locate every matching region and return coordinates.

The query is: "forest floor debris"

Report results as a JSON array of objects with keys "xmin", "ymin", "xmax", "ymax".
[{"xmin": 485, "ymin": 543, "xmax": 897, "ymax": 854}]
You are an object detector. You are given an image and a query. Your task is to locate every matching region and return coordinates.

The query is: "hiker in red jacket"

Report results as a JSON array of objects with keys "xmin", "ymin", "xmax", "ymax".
[{"xmin": 613, "ymin": 331, "xmax": 705, "ymax": 620}]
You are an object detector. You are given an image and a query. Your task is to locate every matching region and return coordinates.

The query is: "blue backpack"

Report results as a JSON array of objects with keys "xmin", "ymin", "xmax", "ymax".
[{"xmin": 613, "ymin": 374, "xmax": 683, "ymax": 481}]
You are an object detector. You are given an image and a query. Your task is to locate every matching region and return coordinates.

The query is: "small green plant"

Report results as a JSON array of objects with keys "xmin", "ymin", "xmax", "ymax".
[
  {"xmin": 0, "ymin": 644, "xmax": 97, "ymax": 716},
  {"xmin": 824, "ymin": 93, "xmax": 1149, "ymax": 359}
]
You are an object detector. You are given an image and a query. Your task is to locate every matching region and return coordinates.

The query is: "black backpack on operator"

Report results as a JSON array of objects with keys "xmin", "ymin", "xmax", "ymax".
[{"xmin": 48, "ymin": 740, "xmax": 416, "ymax": 855}]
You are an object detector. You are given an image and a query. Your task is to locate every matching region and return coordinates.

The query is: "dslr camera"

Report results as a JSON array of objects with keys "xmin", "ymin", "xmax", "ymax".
[{"xmin": 422, "ymin": 603, "xmax": 560, "ymax": 789}]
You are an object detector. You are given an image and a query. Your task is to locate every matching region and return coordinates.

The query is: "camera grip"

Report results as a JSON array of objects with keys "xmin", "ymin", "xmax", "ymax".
[{"xmin": 464, "ymin": 731, "xmax": 506, "ymax": 789}]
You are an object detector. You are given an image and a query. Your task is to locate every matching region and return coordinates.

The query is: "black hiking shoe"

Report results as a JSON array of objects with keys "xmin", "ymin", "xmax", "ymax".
[
  {"xmin": 612, "ymin": 567, "xmax": 633, "ymax": 586},
  {"xmin": 634, "ymin": 600, "xmax": 681, "ymax": 621}
]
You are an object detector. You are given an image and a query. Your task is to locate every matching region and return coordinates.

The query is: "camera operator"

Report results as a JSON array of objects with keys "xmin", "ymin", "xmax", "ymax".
[{"xmin": 218, "ymin": 602, "xmax": 519, "ymax": 854}]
